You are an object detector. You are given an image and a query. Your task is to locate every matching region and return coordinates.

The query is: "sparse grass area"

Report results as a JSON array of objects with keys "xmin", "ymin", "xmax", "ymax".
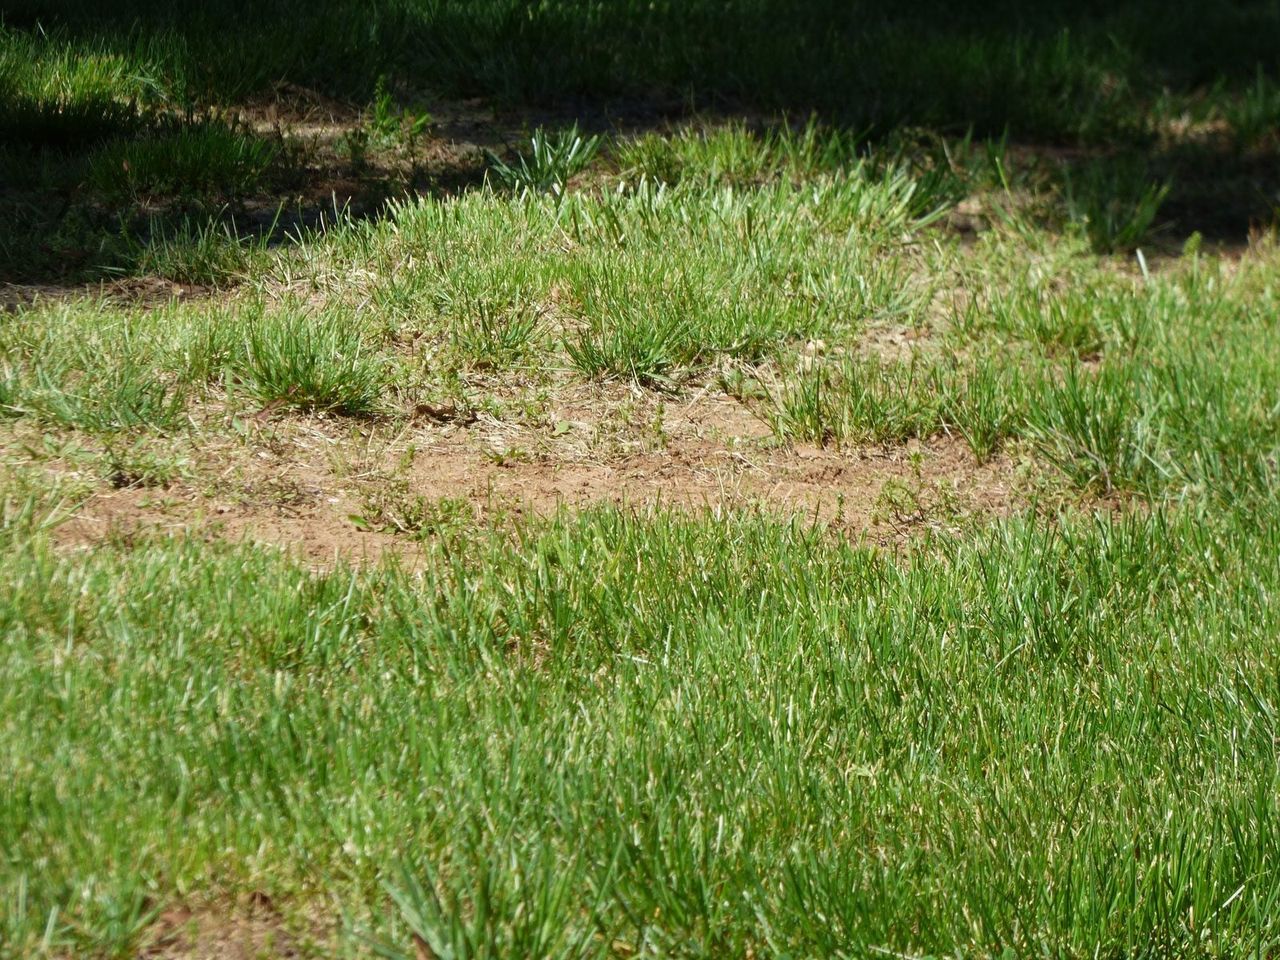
[{"xmin": 3, "ymin": 6, "xmax": 1280, "ymax": 959}]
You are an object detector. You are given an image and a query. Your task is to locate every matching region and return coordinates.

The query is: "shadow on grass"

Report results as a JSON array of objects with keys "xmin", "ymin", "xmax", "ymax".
[
  {"xmin": 1055, "ymin": 144, "xmax": 1280, "ymax": 252},
  {"xmin": 4, "ymin": 1, "xmax": 1278, "ymax": 126},
  {"xmin": 2, "ymin": 1, "xmax": 1278, "ymax": 285}
]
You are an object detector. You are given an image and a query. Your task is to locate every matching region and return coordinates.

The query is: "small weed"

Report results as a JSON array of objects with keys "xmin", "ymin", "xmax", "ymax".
[
  {"xmin": 98, "ymin": 437, "xmax": 186, "ymax": 489},
  {"xmin": 368, "ymin": 75, "xmax": 432, "ymax": 149},
  {"xmin": 873, "ymin": 475, "xmax": 926, "ymax": 525},
  {"xmin": 352, "ymin": 482, "xmax": 473, "ymax": 539},
  {"xmin": 342, "ymin": 126, "xmax": 371, "ymax": 174}
]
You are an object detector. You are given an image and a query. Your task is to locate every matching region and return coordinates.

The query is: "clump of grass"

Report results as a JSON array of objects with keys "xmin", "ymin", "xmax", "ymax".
[
  {"xmin": 0, "ymin": 363, "xmax": 23, "ymax": 419},
  {"xmin": 449, "ymin": 297, "xmax": 544, "ymax": 370},
  {"xmin": 988, "ymin": 289, "xmax": 1107, "ymax": 358},
  {"xmin": 614, "ymin": 123, "xmax": 964, "ymax": 229},
  {"xmin": 563, "ymin": 264, "xmax": 696, "ymax": 386},
  {"xmin": 561, "ymin": 264, "xmax": 791, "ymax": 385},
  {"xmin": 772, "ymin": 355, "xmax": 942, "ymax": 445},
  {"xmin": 0, "ymin": 25, "xmax": 156, "ymax": 148},
  {"xmin": 565, "ymin": 298, "xmax": 691, "ymax": 387},
  {"xmin": 617, "ymin": 123, "xmax": 784, "ymax": 187},
  {"xmin": 242, "ymin": 309, "xmax": 386, "ymax": 415},
  {"xmin": 126, "ymin": 215, "xmax": 270, "ymax": 287},
  {"xmin": 939, "ymin": 359, "xmax": 1025, "ymax": 464},
  {"xmin": 1062, "ymin": 157, "xmax": 1171, "ymax": 253},
  {"xmin": 1024, "ymin": 361, "xmax": 1155, "ymax": 493},
  {"xmin": 377, "ymin": 843, "xmax": 594, "ymax": 960},
  {"xmin": 1224, "ymin": 67, "xmax": 1280, "ymax": 151},
  {"xmin": 616, "ymin": 119, "xmax": 865, "ymax": 188},
  {"xmin": 487, "ymin": 124, "xmax": 603, "ymax": 197},
  {"xmin": 876, "ymin": 130, "xmax": 976, "ymax": 221},
  {"xmin": 32, "ymin": 360, "xmax": 188, "ymax": 433},
  {"xmin": 0, "ymin": 470, "xmax": 76, "ymax": 543},
  {"xmin": 87, "ymin": 123, "xmax": 281, "ymax": 199}
]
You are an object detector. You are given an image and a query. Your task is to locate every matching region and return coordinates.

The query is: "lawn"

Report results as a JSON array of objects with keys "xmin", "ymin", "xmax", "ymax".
[{"xmin": 3, "ymin": 4, "xmax": 1280, "ymax": 958}]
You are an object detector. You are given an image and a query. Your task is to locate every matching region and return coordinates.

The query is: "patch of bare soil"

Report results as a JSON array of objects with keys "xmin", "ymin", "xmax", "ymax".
[
  {"xmin": 137, "ymin": 895, "xmax": 321, "ymax": 960},
  {"xmin": 1, "ymin": 277, "xmax": 207, "ymax": 312},
  {"xmin": 405, "ymin": 433, "xmax": 1009, "ymax": 529},
  {"xmin": 38, "ymin": 388, "xmax": 1020, "ymax": 566}
]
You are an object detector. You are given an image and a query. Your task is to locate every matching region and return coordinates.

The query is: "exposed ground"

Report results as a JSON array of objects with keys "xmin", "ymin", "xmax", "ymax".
[{"xmin": 38, "ymin": 406, "xmax": 1019, "ymax": 566}]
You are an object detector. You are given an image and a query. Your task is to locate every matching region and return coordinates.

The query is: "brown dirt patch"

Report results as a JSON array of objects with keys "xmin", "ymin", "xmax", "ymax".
[
  {"xmin": 138, "ymin": 895, "xmax": 324, "ymax": 960},
  {"xmin": 34, "ymin": 388, "xmax": 1020, "ymax": 566},
  {"xmin": 1, "ymin": 277, "xmax": 206, "ymax": 312},
  {"xmin": 404, "ymin": 433, "xmax": 1011, "ymax": 527}
]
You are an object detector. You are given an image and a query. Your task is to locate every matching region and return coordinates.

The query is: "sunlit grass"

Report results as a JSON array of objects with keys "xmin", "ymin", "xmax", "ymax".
[
  {"xmin": 3, "ymin": 496, "xmax": 1280, "ymax": 956},
  {"xmin": 2, "ymin": 25, "xmax": 1280, "ymax": 955}
]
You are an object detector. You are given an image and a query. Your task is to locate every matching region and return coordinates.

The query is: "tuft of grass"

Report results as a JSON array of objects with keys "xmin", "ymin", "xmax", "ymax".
[
  {"xmin": 449, "ymin": 297, "xmax": 544, "ymax": 371},
  {"xmin": 31, "ymin": 360, "xmax": 188, "ymax": 434},
  {"xmin": 615, "ymin": 121, "xmax": 857, "ymax": 187},
  {"xmin": 1224, "ymin": 67, "xmax": 1280, "ymax": 151},
  {"xmin": 375, "ymin": 845, "xmax": 596, "ymax": 960},
  {"xmin": 86, "ymin": 123, "xmax": 282, "ymax": 200},
  {"xmin": 0, "ymin": 363, "xmax": 22, "ymax": 419},
  {"xmin": 939, "ymin": 359, "xmax": 1024, "ymax": 464},
  {"xmin": 988, "ymin": 288, "xmax": 1107, "ymax": 358},
  {"xmin": 242, "ymin": 309, "xmax": 386, "ymax": 415},
  {"xmin": 487, "ymin": 125, "xmax": 603, "ymax": 197},
  {"xmin": 126, "ymin": 214, "xmax": 271, "ymax": 287},
  {"xmin": 565, "ymin": 299, "xmax": 691, "ymax": 386},
  {"xmin": 0, "ymin": 25, "xmax": 156, "ymax": 148},
  {"xmin": 1062, "ymin": 157, "xmax": 1172, "ymax": 253},
  {"xmin": 1024, "ymin": 362, "xmax": 1155, "ymax": 494},
  {"xmin": 772, "ymin": 354, "xmax": 942, "ymax": 446}
]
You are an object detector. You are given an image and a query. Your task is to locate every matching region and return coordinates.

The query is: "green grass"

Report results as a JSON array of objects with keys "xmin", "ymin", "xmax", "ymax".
[
  {"xmin": 241, "ymin": 307, "xmax": 388, "ymax": 415},
  {"xmin": 4, "ymin": 494, "xmax": 1280, "ymax": 957},
  {"xmin": 5, "ymin": 2, "xmax": 1277, "ymax": 134},
  {"xmin": 125, "ymin": 214, "xmax": 275, "ymax": 286},
  {"xmin": 772, "ymin": 355, "xmax": 944, "ymax": 446},
  {"xmin": 5, "ymin": 4, "xmax": 1279, "ymax": 284},
  {"xmin": 0, "ymin": 174, "xmax": 1276, "ymax": 954},
  {"xmin": 2, "ymin": 15, "xmax": 1280, "ymax": 955},
  {"xmin": 488, "ymin": 124, "xmax": 603, "ymax": 197},
  {"xmin": 760, "ymin": 226, "xmax": 1280, "ymax": 500},
  {"xmin": 1062, "ymin": 157, "xmax": 1173, "ymax": 253},
  {"xmin": 86, "ymin": 125, "xmax": 283, "ymax": 200}
]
